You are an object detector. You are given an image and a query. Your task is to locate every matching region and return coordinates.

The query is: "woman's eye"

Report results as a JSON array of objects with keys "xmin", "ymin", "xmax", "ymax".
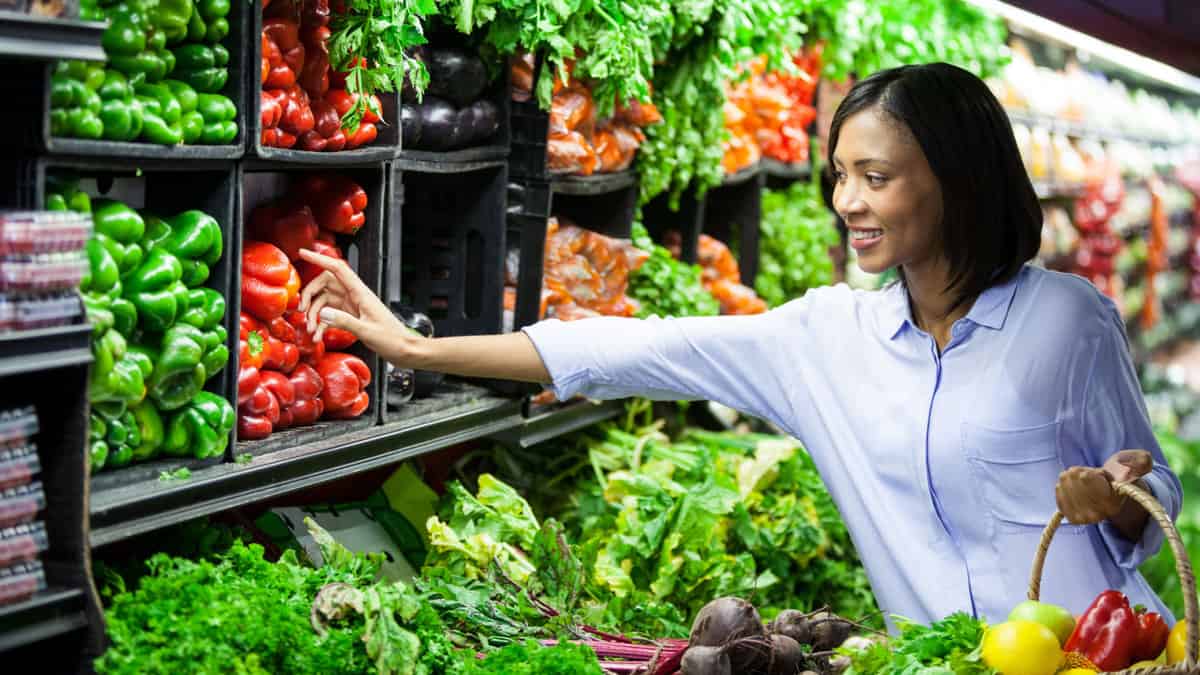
[
  {"xmin": 833, "ymin": 170, "xmax": 847, "ymax": 183},
  {"xmin": 866, "ymin": 173, "xmax": 888, "ymax": 186}
]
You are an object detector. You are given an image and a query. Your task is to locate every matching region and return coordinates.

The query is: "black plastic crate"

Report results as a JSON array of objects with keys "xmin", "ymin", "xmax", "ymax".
[
  {"xmin": 762, "ymin": 157, "xmax": 812, "ymax": 191},
  {"xmin": 8, "ymin": 0, "xmax": 248, "ymax": 159},
  {"xmin": 236, "ymin": 164, "xmax": 384, "ymax": 457},
  {"xmin": 393, "ymin": 165, "xmax": 506, "ymax": 341},
  {"xmin": 248, "ymin": 0, "xmax": 398, "ymax": 164},
  {"xmin": 642, "ymin": 189, "xmax": 704, "ymax": 265},
  {"xmin": 394, "ymin": 32, "xmax": 511, "ymax": 169},
  {"xmin": 703, "ymin": 166, "xmax": 764, "ymax": 286},
  {"xmin": 4, "ymin": 157, "xmax": 243, "ymax": 477}
]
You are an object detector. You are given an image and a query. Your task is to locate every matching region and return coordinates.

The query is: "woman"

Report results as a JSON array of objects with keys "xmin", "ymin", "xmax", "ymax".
[{"xmin": 298, "ymin": 63, "xmax": 1182, "ymax": 628}]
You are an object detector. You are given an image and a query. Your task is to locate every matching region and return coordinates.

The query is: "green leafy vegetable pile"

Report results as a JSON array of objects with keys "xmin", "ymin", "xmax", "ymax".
[
  {"xmin": 628, "ymin": 222, "xmax": 721, "ymax": 319},
  {"xmin": 755, "ymin": 179, "xmax": 841, "ymax": 307},
  {"xmin": 841, "ymin": 612, "xmax": 996, "ymax": 674},
  {"xmin": 1139, "ymin": 425, "xmax": 1200, "ymax": 620},
  {"xmin": 95, "ymin": 516, "xmax": 605, "ymax": 675}
]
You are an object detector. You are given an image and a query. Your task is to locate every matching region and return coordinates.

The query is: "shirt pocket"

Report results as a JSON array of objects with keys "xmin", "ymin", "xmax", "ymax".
[{"xmin": 963, "ymin": 419, "xmax": 1069, "ymax": 529}]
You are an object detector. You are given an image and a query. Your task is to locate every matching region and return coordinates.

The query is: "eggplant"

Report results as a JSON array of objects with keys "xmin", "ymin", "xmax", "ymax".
[
  {"xmin": 427, "ymin": 47, "xmax": 488, "ymax": 107},
  {"xmin": 401, "ymin": 103, "xmax": 422, "ymax": 149},
  {"xmin": 458, "ymin": 99, "xmax": 499, "ymax": 146},
  {"xmin": 416, "ymin": 96, "xmax": 462, "ymax": 151},
  {"xmin": 389, "ymin": 305, "xmax": 443, "ymax": 397},
  {"xmin": 386, "ymin": 363, "xmax": 415, "ymax": 407}
]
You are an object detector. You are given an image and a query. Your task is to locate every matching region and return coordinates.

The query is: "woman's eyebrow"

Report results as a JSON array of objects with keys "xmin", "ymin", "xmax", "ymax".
[{"xmin": 854, "ymin": 158, "xmax": 894, "ymax": 167}]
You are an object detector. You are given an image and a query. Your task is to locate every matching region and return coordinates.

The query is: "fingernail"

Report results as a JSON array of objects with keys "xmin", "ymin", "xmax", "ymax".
[{"xmin": 320, "ymin": 307, "xmax": 336, "ymax": 323}]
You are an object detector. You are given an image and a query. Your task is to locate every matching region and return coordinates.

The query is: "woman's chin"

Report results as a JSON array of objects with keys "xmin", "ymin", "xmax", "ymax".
[{"xmin": 856, "ymin": 257, "xmax": 891, "ymax": 276}]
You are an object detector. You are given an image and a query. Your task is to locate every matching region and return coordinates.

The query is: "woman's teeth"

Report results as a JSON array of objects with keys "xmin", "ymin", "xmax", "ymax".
[{"xmin": 850, "ymin": 229, "xmax": 883, "ymax": 240}]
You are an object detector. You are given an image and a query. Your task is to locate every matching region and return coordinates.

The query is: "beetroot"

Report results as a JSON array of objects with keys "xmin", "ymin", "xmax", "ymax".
[{"xmin": 680, "ymin": 646, "xmax": 730, "ymax": 675}]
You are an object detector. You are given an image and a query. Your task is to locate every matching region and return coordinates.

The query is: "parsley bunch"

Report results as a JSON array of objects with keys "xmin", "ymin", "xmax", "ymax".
[
  {"xmin": 627, "ymin": 222, "xmax": 720, "ymax": 319},
  {"xmin": 756, "ymin": 179, "xmax": 841, "ymax": 307},
  {"xmin": 842, "ymin": 612, "xmax": 997, "ymax": 675}
]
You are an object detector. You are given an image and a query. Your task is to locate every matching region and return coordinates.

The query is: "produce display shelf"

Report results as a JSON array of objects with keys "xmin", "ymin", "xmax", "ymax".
[
  {"xmin": 0, "ymin": 13, "xmax": 106, "ymax": 62},
  {"xmin": 550, "ymin": 170, "xmax": 637, "ymax": 196},
  {"xmin": 721, "ymin": 162, "xmax": 762, "ymax": 187},
  {"xmin": 0, "ymin": 587, "xmax": 87, "ymax": 653},
  {"xmin": 89, "ymin": 382, "xmax": 522, "ymax": 547},
  {"xmin": 761, "ymin": 158, "xmax": 812, "ymax": 181},
  {"xmin": 1006, "ymin": 109, "xmax": 1190, "ymax": 147},
  {"xmin": 0, "ymin": 322, "xmax": 93, "ymax": 378},
  {"xmin": 491, "ymin": 398, "xmax": 625, "ymax": 449},
  {"xmin": 393, "ymin": 149, "xmax": 508, "ymax": 174}
]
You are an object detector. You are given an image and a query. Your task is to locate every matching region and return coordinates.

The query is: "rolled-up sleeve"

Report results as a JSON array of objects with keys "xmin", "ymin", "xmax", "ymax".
[
  {"xmin": 1083, "ymin": 312, "xmax": 1184, "ymax": 568},
  {"xmin": 521, "ymin": 300, "xmax": 815, "ymax": 434}
]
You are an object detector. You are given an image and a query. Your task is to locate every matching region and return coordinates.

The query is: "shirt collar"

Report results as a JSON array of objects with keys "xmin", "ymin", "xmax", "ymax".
[{"xmin": 879, "ymin": 267, "xmax": 1025, "ymax": 340}]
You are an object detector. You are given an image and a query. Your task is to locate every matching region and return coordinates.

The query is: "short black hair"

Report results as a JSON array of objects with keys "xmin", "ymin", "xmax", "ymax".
[{"xmin": 827, "ymin": 62, "xmax": 1042, "ymax": 311}]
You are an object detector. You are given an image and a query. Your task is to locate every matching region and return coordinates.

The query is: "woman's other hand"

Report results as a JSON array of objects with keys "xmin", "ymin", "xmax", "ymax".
[{"xmin": 1056, "ymin": 449, "xmax": 1153, "ymax": 534}]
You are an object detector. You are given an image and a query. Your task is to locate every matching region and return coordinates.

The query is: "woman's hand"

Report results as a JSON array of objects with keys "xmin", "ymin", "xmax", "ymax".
[
  {"xmin": 1056, "ymin": 449, "xmax": 1152, "ymax": 537},
  {"xmin": 297, "ymin": 248, "xmax": 414, "ymax": 363}
]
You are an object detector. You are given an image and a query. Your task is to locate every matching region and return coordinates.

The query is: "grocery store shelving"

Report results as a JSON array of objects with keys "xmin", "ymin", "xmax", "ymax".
[
  {"xmin": 491, "ymin": 399, "xmax": 625, "ymax": 449},
  {"xmin": 721, "ymin": 162, "xmax": 763, "ymax": 187},
  {"xmin": 762, "ymin": 158, "xmax": 812, "ymax": 181},
  {"xmin": 550, "ymin": 169, "xmax": 638, "ymax": 195},
  {"xmin": 1007, "ymin": 109, "xmax": 1192, "ymax": 148},
  {"xmin": 90, "ymin": 382, "xmax": 523, "ymax": 547},
  {"xmin": 0, "ymin": 587, "xmax": 87, "ymax": 653},
  {"xmin": 0, "ymin": 13, "xmax": 106, "ymax": 62},
  {"xmin": 1031, "ymin": 179, "xmax": 1086, "ymax": 200},
  {"xmin": 0, "ymin": 323, "xmax": 92, "ymax": 378}
]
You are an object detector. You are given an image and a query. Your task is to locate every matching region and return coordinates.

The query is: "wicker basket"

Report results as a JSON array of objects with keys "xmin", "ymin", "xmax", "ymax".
[{"xmin": 1027, "ymin": 481, "xmax": 1198, "ymax": 674}]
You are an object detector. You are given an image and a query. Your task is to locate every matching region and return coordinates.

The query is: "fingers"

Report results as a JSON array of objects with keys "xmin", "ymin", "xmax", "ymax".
[
  {"xmin": 315, "ymin": 307, "xmax": 366, "ymax": 343},
  {"xmin": 1056, "ymin": 466, "xmax": 1118, "ymax": 524},
  {"xmin": 299, "ymin": 270, "xmax": 335, "ymax": 313},
  {"xmin": 1112, "ymin": 449, "xmax": 1153, "ymax": 481},
  {"xmin": 298, "ymin": 249, "xmax": 370, "ymax": 300},
  {"xmin": 307, "ymin": 293, "xmax": 332, "ymax": 334}
]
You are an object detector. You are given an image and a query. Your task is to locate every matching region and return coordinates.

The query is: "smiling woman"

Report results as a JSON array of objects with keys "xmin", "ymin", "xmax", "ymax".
[{"xmin": 297, "ymin": 62, "xmax": 1184, "ymax": 631}]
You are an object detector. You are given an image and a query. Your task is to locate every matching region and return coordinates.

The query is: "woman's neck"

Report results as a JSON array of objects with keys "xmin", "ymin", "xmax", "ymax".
[{"xmin": 903, "ymin": 261, "xmax": 974, "ymax": 350}]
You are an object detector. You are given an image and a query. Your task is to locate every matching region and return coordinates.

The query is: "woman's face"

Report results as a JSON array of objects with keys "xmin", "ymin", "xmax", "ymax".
[{"xmin": 831, "ymin": 107, "xmax": 944, "ymax": 275}]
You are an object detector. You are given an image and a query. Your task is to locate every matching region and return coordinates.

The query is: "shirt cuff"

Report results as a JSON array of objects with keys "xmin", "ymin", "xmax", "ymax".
[
  {"xmin": 521, "ymin": 319, "xmax": 590, "ymax": 401},
  {"xmin": 1098, "ymin": 474, "xmax": 1169, "ymax": 569}
]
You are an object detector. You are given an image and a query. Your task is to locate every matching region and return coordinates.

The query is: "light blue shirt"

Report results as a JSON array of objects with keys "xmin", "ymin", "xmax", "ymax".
[{"xmin": 523, "ymin": 264, "xmax": 1183, "ymax": 627}]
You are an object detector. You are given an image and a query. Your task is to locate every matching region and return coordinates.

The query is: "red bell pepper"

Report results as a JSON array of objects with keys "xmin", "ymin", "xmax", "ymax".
[
  {"xmin": 261, "ymin": 90, "xmax": 283, "ymax": 130},
  {"xmin": 239, "ymin": 313, "xmax": 267, "ymax": 370},
  {"xmin": 237, "ymin": 376, "xmax": 279, "ymax": 440},
  {"xmin": 315, "ymin": 352, "xmax": 371, "ymax": 419},
  {"xmin": 295, "ymin": 174, "xmax": 367, "ymax": 234},
  {"xmin": 330, "ymin": 57, "xmax": 366, "ymax": 90},
  {"xmin": 298, "ymin": 98, "xmax": 341, "ymax": 152},
  {"xmin": 261, "ymin": 370, "xmax": 295, "ymax": 410},
  {"xmin": 238, "ymin": 366, "xmax": 261, "ymax": 407},
  {"xmin": 263, "ymin": 18, "xmax": 304, "ymax": 88},
  {"xmin": 300, "ymin": 26, "xmax": 331, "ymax": 100},
  {"xmin": 344, "ymin": 121, "xmax": 378, "ymax": 150},
  {"xmin": 242, "ymin": 241, "xmax": 296, "ymax": 322},
  {"xmin": 1132, "ymin": 607, "xmax": 1170, "ymax": 663},
  {"xmin": 279, "ymin": 85, "xmax": 315, "ymax": 137},
  {"xmin": 261, "ymin": 35, "xmax": 271, "ymax": 85},
  {"xmin": 250, "ymin": 200, "xmax": 319, "ymax": 261},
  {"xmin": 286, "ymin": 310, "xmax": 326, "ymax": 363},
  {"xmin": 282, "ymin": 363, "xmax": 324, "ymax": 426},
  {"xmin": 1064, "ymin": 590, "xmax": 1139, "ymax": 671},
  {"xmin": 323, "ymin": 327, "xmax": 357, "ymax": 350},
  {"xmin": 260, "ymin": 315, "xmax": 300, "ymax": 373},
  {"xmin": 262, "ymin": 127, "xmax": 298, "ymax": 149},
  {"xmin": 326, "ymin": 89, "xmax": 382, "ymax": 124},
  {"xmin": 297, "ymin": 236, "xmax": 342, "ymax": 285}
]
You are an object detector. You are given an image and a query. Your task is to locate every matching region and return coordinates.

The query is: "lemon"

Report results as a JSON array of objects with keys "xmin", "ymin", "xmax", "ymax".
[
  {"xmin": 1166, "ymin": 619, "xmax": 1192, "ymax": 664},
  {"xmin": 981, "ymin": 620, "xmax": 1063, "ymax": 675}
]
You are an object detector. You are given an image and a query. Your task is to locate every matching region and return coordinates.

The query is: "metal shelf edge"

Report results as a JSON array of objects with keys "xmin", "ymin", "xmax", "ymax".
[
  {"xmin": 0, "ymin": 14, "xmax": 106, "ymax": 62},
  {"xmin": 89, "ymin": 396, "xmax": 524, "ymax": 547},
  {"xmin": 492, "ymin": 399, "xmax": 624, "ymax": 449}
]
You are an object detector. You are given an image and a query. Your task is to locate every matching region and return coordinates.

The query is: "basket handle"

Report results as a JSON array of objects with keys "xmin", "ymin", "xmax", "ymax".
[{"xmin": 1027, "ymin": 481, "xmax": 1197, "ymax": 666}]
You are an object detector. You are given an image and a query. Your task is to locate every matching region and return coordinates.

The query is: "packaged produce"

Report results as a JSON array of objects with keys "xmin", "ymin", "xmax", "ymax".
[
  {"xmin": 0, "ymin": 407, "xmax": 38, "ymax": 446},
  {"xmin": 0, "ymin": 482, "xmax": 44, "ymax": 528},
  {"xmin": 0, "ymin": 211, "xmax": 92, "ymax": 255},
  {"xmin": 0, "ymin": 444, "xmax": 40, "ymax": 491},
  {"xmin": 0, "ymin": 559, "xmax": 45, "ymax": 606},
  {"xmin": 0, "ymin": 292, "xmax": 84, "ymax": 332},
  {"xmin": 0, "ymin": 522, "xmax": 48, "ymax": 568},
  {"xmin": 691, "ymin": 234, "xmax": 767, "ymax": 315},
  {"xmin": 0, "ymin": 251, "xmax": 89, "ymax": 292}
]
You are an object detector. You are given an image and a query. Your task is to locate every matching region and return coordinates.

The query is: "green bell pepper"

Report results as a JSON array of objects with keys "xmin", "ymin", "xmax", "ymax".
[
  {"xmin": 153, "ymin": 0, "xmax": 191, "ymax": 41},
  {"xmin": 162, "ymin": 79, "xmax": 197, "ymax": 114},
  {"xmin": 49, "ymin": 74, "xmax": 78, "ymax": 108},
  {"xmin": 181, "ymin": 110, "xmax": 204, "ymax": 144},
  {"xmin": 102, "ymin": 14, "xmax": 146, "ymax": 57},
  {"xmin": 159, "ymin": 47, "xmax": 175, "ymax": 77},
  {"xmin": 93, "ymin": 198, "xmax": 146, "ymax": 245},
  {"xmin": 123, "ymin": 247, "xmax": 184, "ymax": 331},
  {"xmin": 67, "ymin": 109, "xmax": 104, "ymax": 139},
  {"xmin": 179, "ymin": 287, "xmax": 225, "ymax": 330},
  {"xmin": 98, "ymin": 69, "xmax": 133, "ymax": 102},
  {"xmin": 145, "ymin": 28, "xmax": 167, "ymax": 53},
  {"xmin": 203, "ymin": 17, "xmax": 228, "ymax": 44},
  {"xmin": 95, "ymin": 232, "xmax": 143, "ymax": 279},
  {"xmin": 45, "ymin": 192, "xmax": 68, "ymax": 211},
  {"xmin": 139, "ymin": 323, "xmax": 212, "ymax": 410},
  {"xmin": 162, "ymin": 391, "xmax": 233, "ymax": 459},
  {"xmin": 129, "ymin": 400, "xmax": 164, "ymax": 462},
  {"xmin": 173, "ymin": 66, "xmax": 226, "ymax": 93},
  {"xmin": 170, "ymin": 44, "xmax": 213, "ymax": 71},
  {"xmin": 199, "ymin": 120, "xmax": 237, "ymax": 144},
  {"xmin": 100, "ymin": 98, "xmax": 140, "ymax": 141},
  {"xmin": 195, "ymin": 93, "xmax": 234, "ymax": 122},
  {"xmin": 89, "ymin": 327, "xmax": 148, "ymax": 406},
  {"xmin": 82, "ymin": 238, "xmax": 121, "ymax": 296},
  {"xmin": 198, "ymin": 0, "xmax": 229, "ymax": 20},
  {"xmin": 110, "ymin": 297, "xmax": 138, "ymax": 336},
  {"xmin": 185, "ymin": 6, "xmax": 206, "ymax": 42},
  {"xmin": 110, "ymin": 51, "xmax": 166, "ymax": 82},
  {"xmin": 89, "ymin": 412, "xmax": 109, "ymax": 473},
  {"xmin": 140, "ymin": 110, "xmax": 184, "ymax": 145},
  {"xmin": 82, "ymin": 292, "xmax": 115, "ymax": 337},
  {"xmin": 165, "ymin": 210, "xmax": 223, "ymax": 285},
  {"xmin": 211, "ymin": 44, "xmax": 229, "ymax": 67},
  {"xmin": 134, "ymin": 82, "xmax": 181, "ymax": 125}
]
